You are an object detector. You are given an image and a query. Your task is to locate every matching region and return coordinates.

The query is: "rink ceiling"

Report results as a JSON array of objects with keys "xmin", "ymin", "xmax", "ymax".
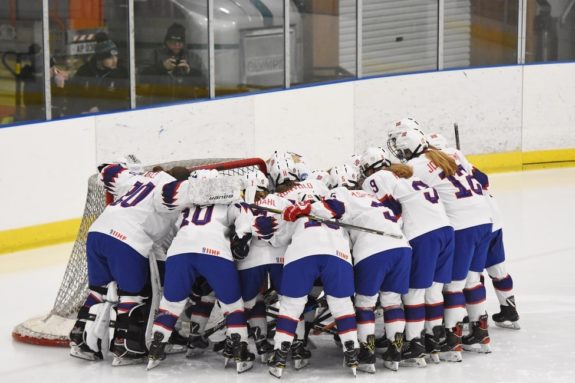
[{"xmin": 1, "ymin": 168, "xmax": 575, "ymax": 382}]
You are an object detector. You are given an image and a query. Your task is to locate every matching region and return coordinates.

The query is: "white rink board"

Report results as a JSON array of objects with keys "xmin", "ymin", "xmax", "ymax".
[
  {"xmin": 0, "ymin": 118, "xmax": 96, "ymax": 231},
  {"xmin": 1, "ymin": 63, "xmax": 574, "ymax": 229}
]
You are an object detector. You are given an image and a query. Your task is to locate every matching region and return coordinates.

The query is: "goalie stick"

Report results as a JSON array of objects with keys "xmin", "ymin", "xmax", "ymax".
[{"xmin": 249, "ymin": 204, "xmax": 403, "ymax": 239}]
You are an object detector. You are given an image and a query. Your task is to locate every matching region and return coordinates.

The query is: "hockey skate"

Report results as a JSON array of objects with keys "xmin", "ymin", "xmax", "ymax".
[
  {"xmin": 222, "ymin": 336, "xmax": 235, "ymax": 368},
  {"xmin": 186, "ymin": 323, "xmax": 210, "ymax": 358},
  {"xmin": 69, "ymin": 322, "xmax": 103, "ymax": 361},
  {"xmin": 342, "ymin": 340, "xmax": 359, "ymax": 377},
  {"xmin": 400, "ymin": 337, "xmax": 427, "ymax": 368},
  {"xmin": 268, "ymin": 341, "xmax": 291, "ymax": 379},
  {"xmin": 492, "ymin": 297, "xmax": 520, "ymax": 330},
  {"xmin": 382, "ymin": 333, "xmax": 403, "ymax": 371},
  {"xmin": 232, "ymin": 333, "xmax": 255, "ymax": 373},
  {"xmin": 425, "ymin": 325, "xmax": 447, "ymax": 364},
  {"xmin": 111, "ymin": 338, "xmax": 147, "ymax": 366},
  {"xmin": 290, "ymin": 338, "xmax": 312, "ymax": 370},
  {"xmin": 146, "ymin": 332, "xmax": 167, "ymax": 370},
  {"xmin": 252, "ymin": 327, "xmax": 273, "ymax": 363},
  {"xmin": 357, "ymin": 335, "xmax": 376, "ymax": 374},
  {"xmin": 439, "ymin": 323, "xmax": 463, "ymax": 362},
  {"xmin": 462, "ymin": 314, "xmax": 491, "ymax": 353},
  {"xmin": 374, "ymin": 335, "xmax": 390, "ymax": 352}
]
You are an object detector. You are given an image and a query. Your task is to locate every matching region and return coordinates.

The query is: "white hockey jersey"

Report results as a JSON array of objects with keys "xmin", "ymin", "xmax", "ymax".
[
  {"xmin": 330, "ymin": 187, "xmax": 409, "ymax": 264},
  {"xmin": 362, "ymin": 170, "xmax": 451, "ymax": 240},
  {"xmin": 407, "ymin": 152, "xmax": 491, "ymax": 230},
  {"xmin": 166, "ymin": 203, "xmax": 251, "ymax": 261},
  {"xmin": 89, "ymin": 164, "xmax": 179, "ymax": 257},
  {"xmin": 274, "ymin": 179, "xmax": 331, "ymax": 201},
  {"xmin": 235, "ymin": 194, "xmax": 292, "ymax": 270}
]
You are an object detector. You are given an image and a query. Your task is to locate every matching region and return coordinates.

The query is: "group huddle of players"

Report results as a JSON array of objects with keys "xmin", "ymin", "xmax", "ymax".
[{"xmin": 68, "ymin": 117, "xmax": 521, "ymax": 378}]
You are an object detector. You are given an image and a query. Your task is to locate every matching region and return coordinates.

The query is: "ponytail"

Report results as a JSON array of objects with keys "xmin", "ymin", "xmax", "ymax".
[
  {"xmin": 386, "ymin": 164, "xmax": 413, "ymax": 179},
  {"xmin": 425, "ymin": 149, "xmax": 457, "ymax": 176}
]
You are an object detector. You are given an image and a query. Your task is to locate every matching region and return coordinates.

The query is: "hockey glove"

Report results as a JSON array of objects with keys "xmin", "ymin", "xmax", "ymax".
[
  {"xmin": 231, "ymin": 233, "xmax": 252, "ymax": 260},
  {"xmin": 283, "ymin": 202, "xmax": 312, "ymax": 222}
]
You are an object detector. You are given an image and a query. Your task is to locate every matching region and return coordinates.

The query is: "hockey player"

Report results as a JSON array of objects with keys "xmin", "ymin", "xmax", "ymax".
[
  {"xmin": 427, "ymin": 132, "xmax": 520, "ymax": 330},
  {"xmin": 389, "ymin": 123, "xmax": 493, "ymax": 359},
  {"xmin": 69, "ymin": 161, "xmax": 190, "ymax": 365},
  {"xmin": 359, "ymin": 147, "xmax": 455, "ymax": 366},
  {"xmin": 235, "ymin": 170, "xmax": 291, "ymax": 362},
  {"xmin": 147, "ymin": 170, "xmax": 255, "ymax": 373},
  {"xmin": 329, "ymin": 164, "xmax": 411, "ymax": 373}
]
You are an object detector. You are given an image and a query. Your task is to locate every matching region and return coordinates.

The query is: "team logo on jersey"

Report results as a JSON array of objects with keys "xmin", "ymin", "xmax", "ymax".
[
  {"xmin": 109, "ymin": 229, "xmax": 127, "ymax": 241},
  {"xmin": 202, "ymin": 247, "xmax": 221, "ymax": 256},
  {"xmin": 336, "ymin": 250, "xmax": 350, "ymax": 261}
]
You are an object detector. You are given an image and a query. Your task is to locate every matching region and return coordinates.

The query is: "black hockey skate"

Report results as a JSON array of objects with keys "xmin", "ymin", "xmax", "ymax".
[
  {"xmin": 222, "ymin": 336, "xmax": 235, "ymax": 368},
  {"xmin": 232, "ymin": 333, "xmax": 255, "ymax": 373},
  {"xmin": 400, "ymin": 337, "xmax": 427, "ymax": 368},
  {"xmin": 111, "ymin": 337, "xmax": 147, "ymax": 367},
  {"xmin": 69, "ymin": 320, "xmax": 103, "ymax": 361},
  {"xmin": 146, "ymin": 332, "xmax": 167, "ymax": 370},
  {"xmin": 492, "ymin": 297, "xmax": 520, "ymax": 330},
  {"xmin": 382, "ymin": 332, "xmax": 403, "ymax": 371},
  {"xmin": 343, "ymin": 340, "xmax": 359, "ymax": 376},
  {"xmin": 252, "ymin": 326, "xmax": 273, "ymax": 363},
  {"xmin": 165, "ymin": 330, "xmax": 188, "ymax": 354},
  {"xmin": 463, "ymin": 314, "xmax": 491, "ymax": 353},
  {"xmin": 186, "ymin": 322, "xmax": 210, "ymax": 358},
  {"xmin": 374, "ymin": 335, "xmax": 390, "ymax": 351},
  {"xmin": 440, "ymin": 323, "xmax": 463, "ymax": 362},
  {"xmin": 425, "ymin": 325, "xmax": 447, "ymax": 364},
  {"xmin": 357, "ymin": 335, "xmax": 376, "ymax": 374},
  {"xmin": 290, "ymin": 338, "xmax": 312, "ymax": 370},
  {"xmin": 268, "ymin": 341, "xmax": 291, "ymax": 378}
]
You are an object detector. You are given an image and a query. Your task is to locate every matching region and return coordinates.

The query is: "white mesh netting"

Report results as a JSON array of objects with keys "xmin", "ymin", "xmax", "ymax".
[{"xmin": 12, "ymin": 158, "xmax": 265, "ymax": 346}]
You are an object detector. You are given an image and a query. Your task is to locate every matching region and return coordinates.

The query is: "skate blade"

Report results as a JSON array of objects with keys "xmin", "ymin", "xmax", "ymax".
[
  {"xmin": 426, "ymin": 352, "xmax": 441, "ymax": 364},
  {"xmin": 400, "ymin": 357, "xmax": 427, "ymax": 368},
  {"xmin": 439, "ymin": 351, "xmax": 462, "ymax": 362},
  {"xmin": 147, "ymin": 359, "xmax": 161, "ymax": 370},
  {"xmin": 69, "ymin": 346, "xmax": 100, "ymax": 361},
  {"xmin": 293, "ymin": 359, "xmax": 309, "ymax": 370},
  {"xmin": 358, "ymin": 363, "xmax": 376, "ymax": 374},
  {"xmin": 237, "ymin": 360, "xmax": 254, "ymax": 374},
  {"xmin": 351, "ymin": 366, "xmax": 357, "ymax": 377},
  {"xmin": 462, "ymin": 342, "xmax": 492, "ymax": 354},
  {"xmin": 185, "ymin": 348, "xmax": 207, "ymax": 359},
  {"xmin": 224, "ymin": 357, "xmax": 232, "ymax": 368},
  {"xmin": 383, "ymin": 361, "xmax": 399, "ymax": 371},
  {"xmin": 269, "ymin": 366, "xmax": 284, "ymax": 378},
  {"xmin": 495, "ymin": 321, "xmax": 520, "ymax": 330},
  {"xmin": 112, "ymin": 355, "xmax": 147, "ymax": 367},
  {"xmin": 165, "ymin": 343, "xmax": 187, "ymax": 354}
]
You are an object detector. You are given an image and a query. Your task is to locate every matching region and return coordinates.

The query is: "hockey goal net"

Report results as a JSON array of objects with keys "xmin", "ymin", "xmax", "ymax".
[{"xmin": 12, "ymin": 157, "xmax": 267, "ymax": 346}]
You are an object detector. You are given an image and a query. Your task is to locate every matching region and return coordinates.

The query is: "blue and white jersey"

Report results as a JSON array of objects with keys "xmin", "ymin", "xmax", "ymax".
[
  {"xmin": 235, "ymin": 194, "xmax": 291, "ymax": 270},
  {"xmin": 362, "ymin": 169, "xmax": 451, "ymax": 240},
  {"xmin": 330, "ymin": 187, "xmax": 409, "ymax": 264},
  {"xmin": 408, "ymin": 153, "xmax": 491, "ymax": 230},
  {"xmin": 89, "ymin": 164, "xmax": 179, "ymax": 257},
  {"xmin": 167, "ymin": 203, "xmax": 250, "ymax": 262}
]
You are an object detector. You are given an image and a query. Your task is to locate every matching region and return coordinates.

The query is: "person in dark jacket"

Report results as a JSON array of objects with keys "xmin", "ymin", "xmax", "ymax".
[
  {"xmin": 67, "ymin": 32, "xmax": 129, "ymax": 115},
  {"xmin": 139, "ymin": 23, "xmax": 207, "ymax": 105}
]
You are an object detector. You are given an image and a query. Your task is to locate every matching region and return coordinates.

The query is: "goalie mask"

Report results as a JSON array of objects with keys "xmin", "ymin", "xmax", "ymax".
[
  {"xmin": 330, "ymin": 164, "xmax": 359, "ymax": 189},
  {"xmin": 392, "ymin": 129, "xmax": 429, "ymax": 162},
  {"xmin": 268, "ymin": 152, "xmax": 299, "ymax": 186},
  {"xmin": 360, "ymin": 147, "xmax": 391, "ymax": 176},
  {"xmin": 426, "ymin": 132, "xmax": 448, "ymax": 150}
]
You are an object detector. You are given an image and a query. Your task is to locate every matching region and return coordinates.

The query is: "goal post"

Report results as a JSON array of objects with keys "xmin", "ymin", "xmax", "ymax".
[{"xmin": 12, "ymin": 157, "xmax": 267, "ymax": 347}]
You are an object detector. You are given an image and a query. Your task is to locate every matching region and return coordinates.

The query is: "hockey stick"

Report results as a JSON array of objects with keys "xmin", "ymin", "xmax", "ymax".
[
  {"xmin": 145, "ymin": 247, "xmax": 162, "ymax": 350},
  {"xmin": 454, "ymin": 123, "xmax": 461, "ymax": 150},
  {"xmin": 249, "ymin": 204, "xmax": 403, "ymax": 239}
]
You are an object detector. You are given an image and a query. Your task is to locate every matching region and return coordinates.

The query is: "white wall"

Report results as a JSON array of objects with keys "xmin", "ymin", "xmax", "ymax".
[{"xmin": 1, "ymin": 63, "xmax": 574, "ymax": 230}]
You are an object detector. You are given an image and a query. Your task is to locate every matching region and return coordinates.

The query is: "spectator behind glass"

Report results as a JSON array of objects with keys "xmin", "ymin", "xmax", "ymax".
[
  {"xmin": 67, "ymin": 32, "xmax": 129, "ymax": 115},
  {"xmin": 140, "ymin": 22, "xmax": 207, "ymax": 105}
]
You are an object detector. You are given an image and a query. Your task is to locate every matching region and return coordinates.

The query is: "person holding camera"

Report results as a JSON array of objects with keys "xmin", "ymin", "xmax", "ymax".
[{"xmin": 140, "ymin": 23, "xmax": 207, "ymax": 105}]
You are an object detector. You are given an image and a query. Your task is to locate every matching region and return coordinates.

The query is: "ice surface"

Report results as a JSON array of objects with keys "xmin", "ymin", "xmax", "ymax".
[{"xmin": 1, "ymin": 168, "xmax": 575, "ymax": 382}]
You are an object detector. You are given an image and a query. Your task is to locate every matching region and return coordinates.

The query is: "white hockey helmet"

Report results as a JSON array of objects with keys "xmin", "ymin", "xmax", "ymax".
[
  {"xmin": 330, "ymin": 164, "xmax": 359, "ymax": 189},
  {"xmin": 349, "ymin": 154, "xmax": 362, "ymax": 170},
  {"xmin": 387, "ymin": 118, "xmax": 424, "ymax": 157},
  {"xmin": 310, "ymin": 169, "xmax": 334, "ymax": 189},
  {"xmin": 190, "ymin": 168, "xmax": 220, "ymax": 180},
  {"xmin": 393, "ymin": 129, "xmax": 429, "ymax": 161},
  {"xmin": 267, "ymin": 151, "xmax": 299, "ymax": 186},
  {"xmin": 360, "ymin": 147, "xmax": 391, "ymax": 175},
  {"xmin": 426, "ymin": 132, "xmax": 448, "ymax": 150},
  {"xmin": 243, "ymin": 170, "xmax": 269, "ymax": 192}
]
